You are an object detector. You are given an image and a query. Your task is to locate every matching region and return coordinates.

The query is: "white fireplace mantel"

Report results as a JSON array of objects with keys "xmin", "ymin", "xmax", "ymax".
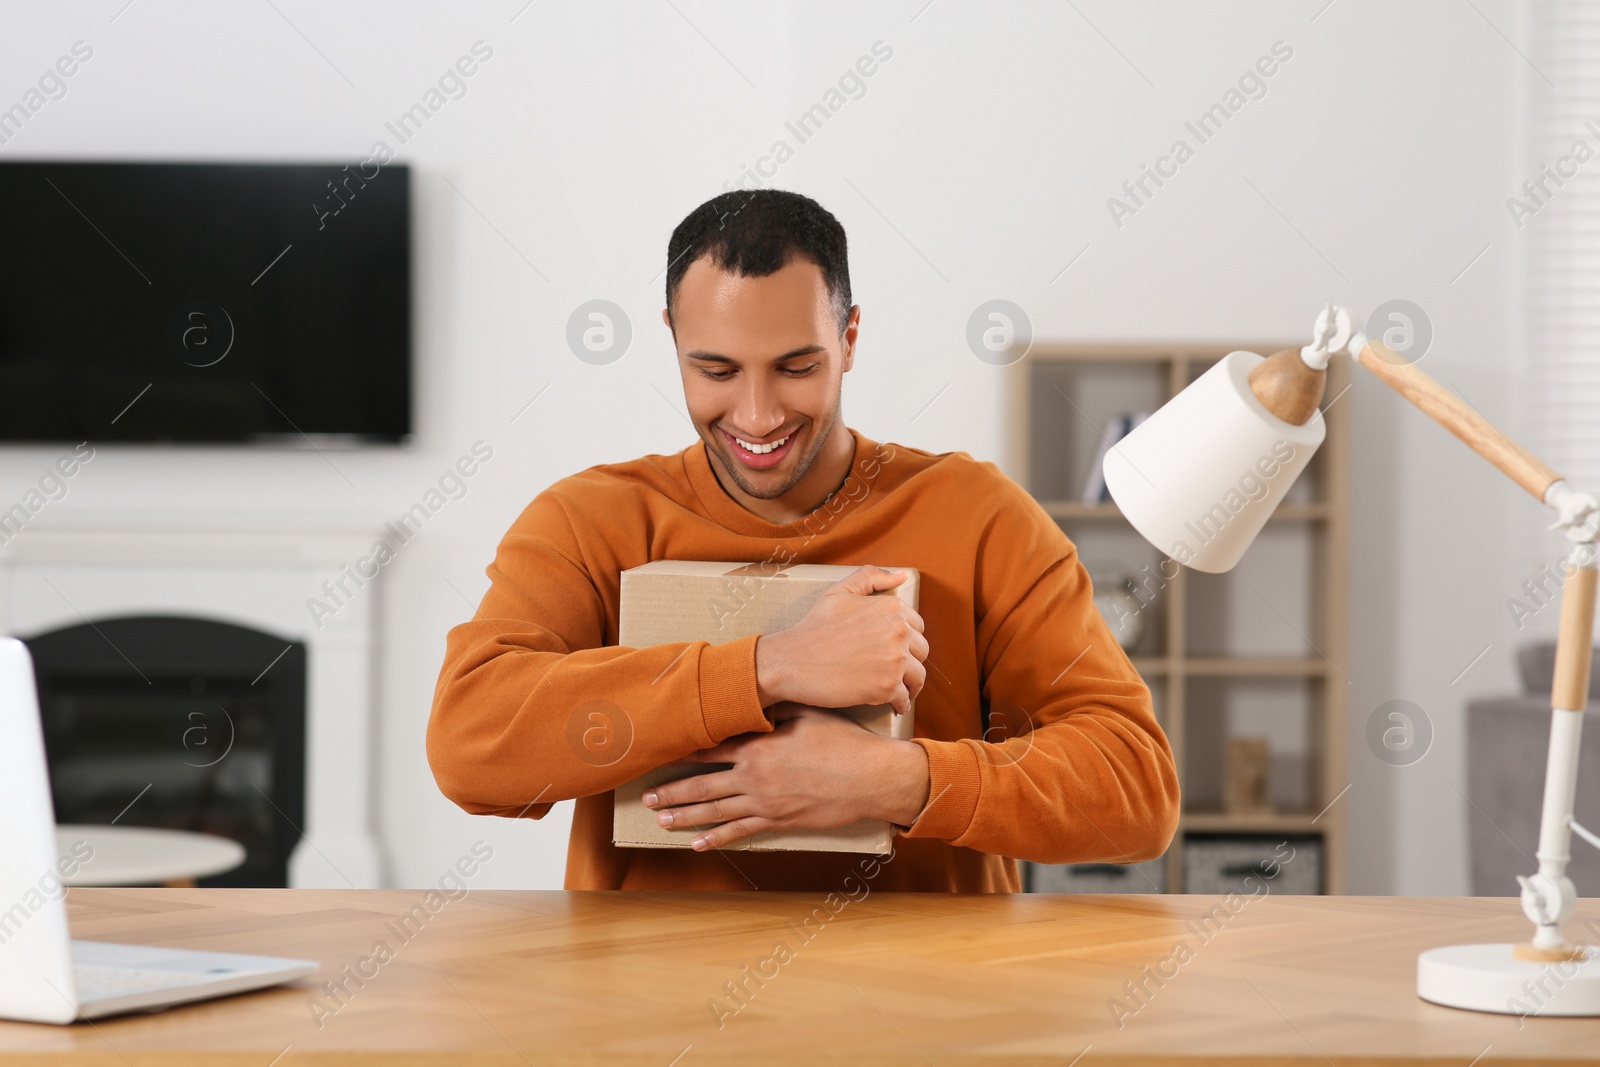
[{"xmin": 0, "ymin": 513, "xmax": 385, "ymax": 888}]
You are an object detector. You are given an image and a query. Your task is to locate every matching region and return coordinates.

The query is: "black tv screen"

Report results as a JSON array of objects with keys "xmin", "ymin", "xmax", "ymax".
[{"xmin": 0, "ymin": 161, "xmax": 411, "ymax": 444}]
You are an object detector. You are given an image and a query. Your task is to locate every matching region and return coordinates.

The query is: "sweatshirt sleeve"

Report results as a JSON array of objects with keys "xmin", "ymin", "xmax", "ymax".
[
  {"xmin": 426, "ymin": 486, "xmax": 773, "ymax": 819},
  {"xmin": 897, "ymin": 477, "xmax": 1181, "ymax": 866}
]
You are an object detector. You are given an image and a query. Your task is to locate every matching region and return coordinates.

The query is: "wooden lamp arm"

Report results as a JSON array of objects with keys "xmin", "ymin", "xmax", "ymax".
[
  {"xmin": 1354, "ymin": 339, "xmax": 1563, "ymax": 502},
  {"xmin": 1553, "ymin": 561, "xmax": 1599, "ymax": 710}
]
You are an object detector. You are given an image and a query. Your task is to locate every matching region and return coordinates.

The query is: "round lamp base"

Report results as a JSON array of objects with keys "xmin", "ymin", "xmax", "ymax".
[{"xmin": 1418, "ymin": 944, "xmax": 1600, "ymax": 1016}]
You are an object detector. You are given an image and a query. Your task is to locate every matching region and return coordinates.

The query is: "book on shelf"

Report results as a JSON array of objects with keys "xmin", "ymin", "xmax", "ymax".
[{"xmin": 1081, "ymin": 411, "xmax": 1151, "ymax": 505}]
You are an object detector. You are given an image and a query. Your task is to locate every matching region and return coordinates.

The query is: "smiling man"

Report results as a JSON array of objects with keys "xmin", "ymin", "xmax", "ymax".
[{"xmin": 427, "ymin": 189, "xmax": 1179, "ymax": 891}]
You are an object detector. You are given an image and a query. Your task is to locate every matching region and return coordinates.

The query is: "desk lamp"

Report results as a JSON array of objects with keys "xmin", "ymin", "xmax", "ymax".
[{"xmin": 1101, "ymin": 305, "xmax": 1600, "ymax": 1015}]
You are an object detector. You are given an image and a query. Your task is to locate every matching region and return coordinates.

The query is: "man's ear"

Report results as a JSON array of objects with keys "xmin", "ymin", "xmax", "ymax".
[
  {"xmin": 841, "ymin": 305, "xmax": 861, "ymax": 373},
  {"xmin": 660, "ymin": 308, "xmax": 671, "ymax": 328}
]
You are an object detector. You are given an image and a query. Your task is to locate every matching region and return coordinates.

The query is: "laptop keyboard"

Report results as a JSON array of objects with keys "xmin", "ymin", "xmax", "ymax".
[{"xmin": 74, "ymin": 964, "xmax": 213, "ymax": 1000}]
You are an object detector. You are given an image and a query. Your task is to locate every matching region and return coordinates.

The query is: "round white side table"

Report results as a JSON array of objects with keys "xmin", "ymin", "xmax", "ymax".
[{"xmin": 56, "ymin": 824, "xmax": 247, "ymax": 888}]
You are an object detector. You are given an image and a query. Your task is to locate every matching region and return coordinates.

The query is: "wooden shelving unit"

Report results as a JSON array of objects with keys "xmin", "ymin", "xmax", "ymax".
[{"xmin": 1007, "ymin": 342, "xmax": 1350, "ymax": 894}]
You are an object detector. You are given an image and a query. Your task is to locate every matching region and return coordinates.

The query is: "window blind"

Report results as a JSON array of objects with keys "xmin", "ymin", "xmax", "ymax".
[{"xmin": 1525, "ymin": 1, "xmax": 1600, "ymax": 492}]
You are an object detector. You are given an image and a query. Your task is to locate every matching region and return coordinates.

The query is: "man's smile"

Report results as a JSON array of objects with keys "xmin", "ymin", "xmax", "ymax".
[{"xmin": 722, "ymin": 426, "xmax": 801, "ymax": 470}]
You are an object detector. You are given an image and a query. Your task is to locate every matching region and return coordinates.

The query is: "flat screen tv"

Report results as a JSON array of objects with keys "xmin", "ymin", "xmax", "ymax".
[{"xmin": 0, "ymin": 160, "xmax": 411, "ymax": 445}]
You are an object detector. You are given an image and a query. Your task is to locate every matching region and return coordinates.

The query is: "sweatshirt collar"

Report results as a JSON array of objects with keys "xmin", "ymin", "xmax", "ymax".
[{"xmin": 684, "ymin": 425, "xmax": 883, "ymax": 538}]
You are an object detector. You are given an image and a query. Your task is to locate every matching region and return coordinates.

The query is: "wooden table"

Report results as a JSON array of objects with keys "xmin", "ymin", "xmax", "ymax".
[{"xmin": 6, "ymin": 890, "xmax": 1600, "ymax": 1064}]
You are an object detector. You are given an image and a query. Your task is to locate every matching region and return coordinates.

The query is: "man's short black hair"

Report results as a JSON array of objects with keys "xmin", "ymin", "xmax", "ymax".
[{"xmin": 665, "ymin": 189, "xmax": 852, "ymax": 334}]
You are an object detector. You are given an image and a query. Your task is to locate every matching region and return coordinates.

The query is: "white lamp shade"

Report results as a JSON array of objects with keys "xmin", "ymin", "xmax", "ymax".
[{"xmin": 1101, "ymin": 350, "xmax": 1325, "ymax": 573}]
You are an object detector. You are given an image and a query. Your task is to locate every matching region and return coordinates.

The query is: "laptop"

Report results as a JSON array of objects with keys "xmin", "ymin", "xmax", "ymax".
[{"xmin": 0, "ymin": 636, "xmax": 317, "ymax": 1023}]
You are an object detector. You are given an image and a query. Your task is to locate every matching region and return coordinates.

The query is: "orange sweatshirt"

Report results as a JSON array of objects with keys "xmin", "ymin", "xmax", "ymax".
[{"xmin": 427, "ymin": 426, "xmax": 1180, "ymax": 891}]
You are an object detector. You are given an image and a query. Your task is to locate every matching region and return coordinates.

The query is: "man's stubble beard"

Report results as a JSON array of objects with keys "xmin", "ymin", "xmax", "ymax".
[{"xmin": 711, "ymin": 391, "xmax": 843, "ymax": 502}]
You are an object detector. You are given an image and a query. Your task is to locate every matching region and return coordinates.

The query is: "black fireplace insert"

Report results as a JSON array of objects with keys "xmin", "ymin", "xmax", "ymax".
[{"xmin": 24, "ymin": 615, "xmax": 306, "ymax": 887}]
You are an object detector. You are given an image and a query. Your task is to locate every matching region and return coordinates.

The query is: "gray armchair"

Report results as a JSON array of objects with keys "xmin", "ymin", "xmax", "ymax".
[{"xmin": 1466, "ymin": 643, "xmax": 1600, "ymax": 896}]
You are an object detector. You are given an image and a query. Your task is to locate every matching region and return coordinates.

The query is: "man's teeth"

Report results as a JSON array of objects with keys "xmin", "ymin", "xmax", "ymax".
[{"xmin": 734, "ymin": 433, "xmax": 790, "ymax": 455}]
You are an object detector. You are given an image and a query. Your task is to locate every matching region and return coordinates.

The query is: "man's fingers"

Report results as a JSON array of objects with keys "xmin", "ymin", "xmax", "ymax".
[
  {"xmin": 656, "ymin": 793, "xmax": 753, "ymax": 831},
  {"xmin": 836, "ymin": 564, "xmax": 907, "ymax": 597},
  {"xmin": 679, "ymin": 740, "xmax": 740, "ymax": 763},
  {"xmin": 691, "ymin": 815, "xmax": 771, "ymax": 851},
  {"xmin": 904, "ymin": 658, "xmax": 927, "ymax": 703},
  {"xmin": 644, "ymin": 767, "xmax": 738, "ymax": 808}
]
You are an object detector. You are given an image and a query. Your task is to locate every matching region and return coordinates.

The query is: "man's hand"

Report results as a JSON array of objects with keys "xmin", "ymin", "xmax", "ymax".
[
  {"xmin": 755, "ymin": 565, "xmax": 928, "ymax": 715},
  {"xmin": 641, "ymin": 704, "xmax": 932, "ymax": 850}
]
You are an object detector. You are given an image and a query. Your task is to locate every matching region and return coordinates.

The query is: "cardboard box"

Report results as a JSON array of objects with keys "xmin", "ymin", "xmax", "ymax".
[{"xmin": 612, "ymin": 560, "xmax": 919, "ymax": 854}]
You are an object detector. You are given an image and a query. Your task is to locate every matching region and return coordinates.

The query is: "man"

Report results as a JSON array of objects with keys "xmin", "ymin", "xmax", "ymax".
[{"xmin": 427, "ymin": 189, "xmax": 1178, "ymax": 891}]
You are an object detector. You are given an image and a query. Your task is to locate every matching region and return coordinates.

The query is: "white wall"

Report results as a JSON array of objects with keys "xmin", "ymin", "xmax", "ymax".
[{"xmin": 1, "ymin": 0, "xmax": 1533, "ymax": 893}]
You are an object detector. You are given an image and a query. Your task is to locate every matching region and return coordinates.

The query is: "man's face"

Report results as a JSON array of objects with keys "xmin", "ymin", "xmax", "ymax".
[{"xmin": 664, "ymin": 254, "xmax": 857, "ymax": 502}]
